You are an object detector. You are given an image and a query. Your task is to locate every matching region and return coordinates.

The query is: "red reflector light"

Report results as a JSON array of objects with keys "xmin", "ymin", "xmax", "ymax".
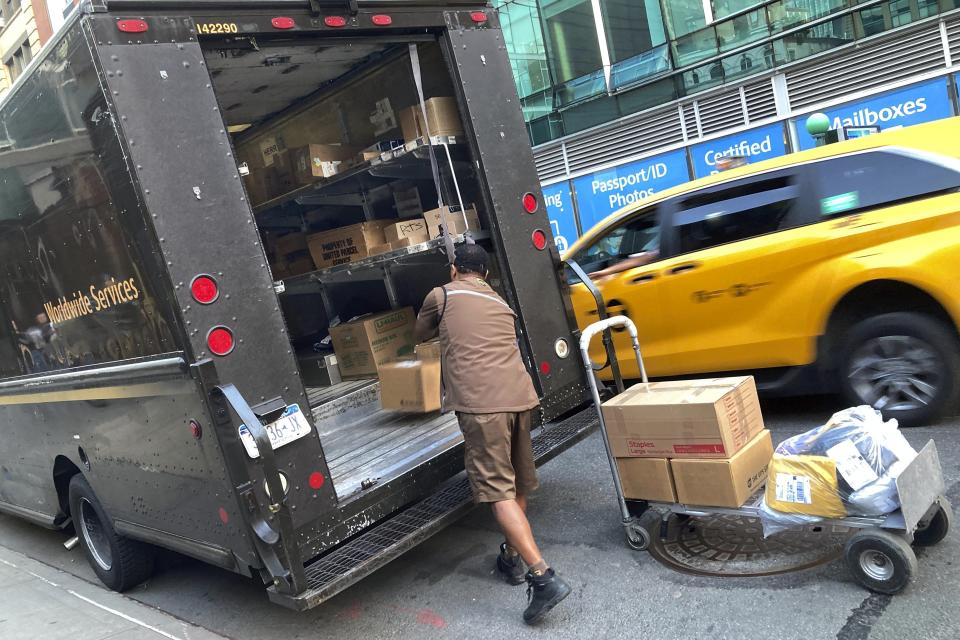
[
  {"xmin": 470, "ymin": 11, "xmax": 488, "ymax": 23},
  {"xmin": 522, "ymin": 192, "xmax": 538, "ymax": 213},
  {"xmin": 207, "ymin": 326, "xmax": 235, "ymax": 356},
  {"xmin": 309, "ymin": 472, "xmax": 325, "ymax": 490},
  {"xmin": 323, "ymin": 15, "xmax": 347, "ymax": 27},
  {"xmin": 190, "ymin": 275, "xmax": 219, "ymax": 304},
  {"xmin": 218, "ymin": 507, "xmax": 229, "ymax": 524},
  {"xmin": 190, "ymin": 420, "xmax": 203, "ymax": 439},
  {"xmin": 371, "ymin": 14, "xmax": 393, "ymax": 26},
  {"xmin": 531, "ymin": 229, "xmax": 548, "ymax": 251},
  {"xmin": 539, "ymin": 361, "xmax": 551, "ymax": 375},
  {"xmin": 271, "ymin": 16, "xmax": 296, "ymax": 29},
  {"xmin": 117, "ymin": 19, "xmax": 148, "ymax": 33}
]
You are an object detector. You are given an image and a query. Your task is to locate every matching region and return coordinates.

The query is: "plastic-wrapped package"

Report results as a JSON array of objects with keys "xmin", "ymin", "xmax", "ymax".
[{"xmin": 760, "ymin": 406, "xmax": 917, "ymax": 536}]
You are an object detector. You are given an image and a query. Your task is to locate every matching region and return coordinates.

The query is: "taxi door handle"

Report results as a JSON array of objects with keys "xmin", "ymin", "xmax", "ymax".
[
  {"xmin": 630, "ymin": 274, "xmax": 656, "ymax": 284},
  {"xmin": 668, "ymin": 263, "xmax": 700, "ymax": 275}
]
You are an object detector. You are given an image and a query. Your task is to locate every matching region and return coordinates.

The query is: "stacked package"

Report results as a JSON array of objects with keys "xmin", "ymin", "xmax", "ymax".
[{"xmin": 760, "ymin": 406, "xmax": 918, "ymax": 536}]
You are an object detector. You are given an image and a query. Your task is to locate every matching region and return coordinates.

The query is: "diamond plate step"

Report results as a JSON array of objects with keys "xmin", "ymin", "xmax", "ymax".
[{"xmin": 268, "ymin": 407, "xmax": 598, "ymax": 610}]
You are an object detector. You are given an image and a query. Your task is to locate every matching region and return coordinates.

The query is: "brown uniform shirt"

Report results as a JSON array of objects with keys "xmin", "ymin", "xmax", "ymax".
[{"xmin": 415, "ymin": 277, "xmax": 539, "ymax": 414}]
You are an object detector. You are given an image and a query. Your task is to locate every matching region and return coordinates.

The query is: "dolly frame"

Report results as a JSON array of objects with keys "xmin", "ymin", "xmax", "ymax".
[{"xmin": 577, "ymin": 314, "xmax": 953, "ymax": 594}]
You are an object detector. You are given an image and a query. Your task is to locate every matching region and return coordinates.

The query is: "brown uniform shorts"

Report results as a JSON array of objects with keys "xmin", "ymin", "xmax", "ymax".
[{"xmin": 457, "ymin": 409, "xmax": 540, "ymax": 503}]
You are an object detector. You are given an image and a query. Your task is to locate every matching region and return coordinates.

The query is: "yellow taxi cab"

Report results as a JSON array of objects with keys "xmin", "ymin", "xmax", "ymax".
[{"xmin": 563, "ymin": 118, "xmax": 960, "ymax": 425}]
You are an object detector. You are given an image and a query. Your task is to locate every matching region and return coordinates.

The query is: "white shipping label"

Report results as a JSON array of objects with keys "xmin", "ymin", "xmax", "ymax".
[
  {"xmin": 775, "ymin": 473, "xmax": 813, "ymax": 505},
  {"xmin": 827, "ymin": 439, "xmax": 880, "ymax": 491}
]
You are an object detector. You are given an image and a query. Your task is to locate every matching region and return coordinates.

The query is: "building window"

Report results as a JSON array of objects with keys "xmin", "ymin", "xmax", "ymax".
[
  {"xmin": 541, "ymin": 0, "xmax": 604, "ymax": 84},
  {"xmin": 602, "ymin": 0, "xmax": 673, "ymax": 88},
  {"xmin": 496, "ymin": 0, "xmax": 552, "ymax": 99},
  {"xmin": 662, "ymin": 0, "xmax": 709, "ymax": 39},
  {"xmin": 5, "ymin": 40, "xmax": 32, "ymax": 84},
  {"xmin": 1, "ymin": 0, "xmax": 21, "ymax": 22}
]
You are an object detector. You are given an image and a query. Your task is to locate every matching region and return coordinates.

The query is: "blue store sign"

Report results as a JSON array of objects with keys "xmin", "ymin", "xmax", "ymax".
[
  {"xmin": 690, "ymin": 123, "xmax": 787, "ymax": 178},
  {"xmin": 541, "ymin": 182, "xmax": 578, "ymax": 253},
  {"xmin": 796, "ymin": 78, "xmax": 952, "ymax": 150},
  {"xmin": 572, "ymin": 149, "xmax": 690, "ymax": 232}
]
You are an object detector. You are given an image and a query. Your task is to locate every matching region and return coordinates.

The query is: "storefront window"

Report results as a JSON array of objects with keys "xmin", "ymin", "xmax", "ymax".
[
  {"xmin": 662, "ymin": 0, "xmax": 709, "ymax": 39},
  {"xmin": 496, "ymin": 0, "xmax": 552, "ymax": 98},
  {"xmin": 542, "ymin": 0, "xmax": 605, "ymax": 84},
  {"xmin": 672, "ymin": 25, "xmax": 719, "ymax": 67},
  {"xmin": 717, "ymin": 8, "xmax": 771, "ymax": 52},
  {"xmin": 767, "ymin": 0, "xmax": 848, "ymax": 33}
]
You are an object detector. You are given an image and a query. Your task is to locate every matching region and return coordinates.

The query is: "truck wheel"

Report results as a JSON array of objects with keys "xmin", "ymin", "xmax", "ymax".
[
  {"xmin": 838, "ymin": 312, "xmax": 960, "ymax": 426},
  {"xmin": 913, "ymin": 501, "xmax": 952, "ymax": 547},
  {"xmin": 68, "ymin": 475, "xmax": 155, "ymax": 591},
  {"xmin": 844, "ymin": 528, "xmax": 917, "ymax": 595}
]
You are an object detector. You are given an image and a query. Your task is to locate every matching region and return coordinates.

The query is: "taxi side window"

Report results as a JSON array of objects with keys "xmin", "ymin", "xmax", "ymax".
[
  {"xmin": 673, "ymin": 175, "xmax": 799, "ymax": 255},
  {"xmin": 568, "ymin": 209, "xmax": 659, "ymax": 281},
  {"xmin": 814, "ymin": 149, "xmax": 960, "ymax": 218}
]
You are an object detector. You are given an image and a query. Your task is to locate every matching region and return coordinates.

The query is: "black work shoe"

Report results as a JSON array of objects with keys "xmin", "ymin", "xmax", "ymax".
[
  {"xmin": 495, "ymin": 543, "xmax": 526, "ymax": 586},
  {"xmin": 523, "ymin": 568, "xmax": 572, "ymax": 624}
]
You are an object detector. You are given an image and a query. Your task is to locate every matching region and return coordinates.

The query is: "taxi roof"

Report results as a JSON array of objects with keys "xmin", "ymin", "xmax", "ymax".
[{"xmin": 563, "ymin": 117, "xmax": 960, "ymax": 257}]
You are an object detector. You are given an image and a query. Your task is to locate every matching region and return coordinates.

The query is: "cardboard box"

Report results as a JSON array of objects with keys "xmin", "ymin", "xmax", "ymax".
[
  {"xmin": 285, "ymin": 256, "xmax": 316, "ymax": 277},
  {"xmin": 398, "ymin": 98, "xmax": 463, "ymax": 144},
  {"xmin": 378, "ymin": 360, "xmax": 441, "ymax": 412},
  {"xmin": 399, "ymin": 105, "xmax": 421, "ymax": 145},
  {"xmin": 394, "ymin": 187, "xmax": 422, "ymax": 217},
  {"xmin": 274, "ymin": 232, "xmax": 308, "ymax": 257},
  {"xmin": 384, "ymin": 218, "xmax": 430, "ymax": 244},
  {"xmin": 243, "ymin": 169, "xmax": 271, "ymax": 205},
  {"xmin": 616, "ymin": 458, "xmax": 677, "ymax": 502},
  {"xmin": 423, "ymin": 205, "xmax": 481, "ymax": 239},
  {"xmin": 307, "ymin": 221, "xmax": 389, "ymax": 269},
  {"xmin": 601, "ymin": 376, "xmax": 765, "ymax": 459},
  {"xmin": 671, "ymin": 430, "xmax": 773, "ymax": 508},
  {"xmin": 368, "ymin": 243, "xmax": 393, "ymax": 256},
  {"xmin": 415, "ymin": 341, "xmax": 441, "ymax": 362},
  {"xmin": 420, "ymin": 97, "xmax": 463, "ymax": 138},
  {"xmin": 328, "ymin": 307, "xmax": 417, "ymax": 378},
  {"xmin": 389, "ymin": 236, "xmax": 427, "ymax": 251},
  {"xmin": 290, "ymin": 144, "xmax": 358, "ymax": 183}
]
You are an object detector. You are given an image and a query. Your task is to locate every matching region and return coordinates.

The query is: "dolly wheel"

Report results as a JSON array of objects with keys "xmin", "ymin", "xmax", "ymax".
[
  {"xmin": 913, "ymin": 501, "xmax": 952, "ymax": 547},
  {"xmin": 844, "ymin": 529, "xmax": 917, "ymax": 595},
  {"xmin": 625, "ymin": 511, "xmax": 660, "ymax": 551}
]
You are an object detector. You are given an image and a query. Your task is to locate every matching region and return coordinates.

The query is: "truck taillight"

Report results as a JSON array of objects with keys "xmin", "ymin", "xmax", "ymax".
[
  {"xmin": 207, "ymin": 326, "xmax": 235, "ymax": 356},
  {"xmin": 470, "ymin": 11, "xmax": 488, "ymax": 24},
  {"xmin": 539, "ymin": 361, "xmax": 551, "ymax": 375},
  {"xmin": 271, "ymin": 16, "xmax": 295, "ymax": 29},
  {"xmin": 522, "ymin": 192, "xmax": 538, "ymax": 213},
  {"xmin": 371, "ymin": 14, "xmax": 393, "ymax": 26},
  {"xmin": 190, "ymin": 275, "xmax": 219, "ymax": 304},
  {"xmin": 117, "ymin": 19, "xmax": 148, "ymax": 33},
  {"xmin": 531, "ymin": 229, "xmax": 548, "ymax": 251},
  {"xmin": 309, "ymin": 472, "xmax": 325, "ymax": 490},
  {"xmin": 324, "ymin": 16, "xmax": 346, "ymax": 27}
]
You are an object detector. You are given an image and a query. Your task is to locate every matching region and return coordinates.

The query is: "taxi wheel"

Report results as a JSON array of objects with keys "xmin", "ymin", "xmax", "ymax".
[
  {"xmin": 838, "ymin": 312, "xmax": 960, "ymax": 427},
  {"xmin": 69, "ymin": 474, "xmax": 156, "ymax": 591}
]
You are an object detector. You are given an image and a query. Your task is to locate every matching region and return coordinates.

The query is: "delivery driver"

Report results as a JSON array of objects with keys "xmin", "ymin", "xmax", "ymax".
[{"xmin": 414, "ymin": 244, "xmax": 572, "ymax": 625}]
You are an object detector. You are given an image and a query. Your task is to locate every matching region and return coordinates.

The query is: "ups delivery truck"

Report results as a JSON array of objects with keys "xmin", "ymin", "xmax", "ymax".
[{"xmin": 0, "ymin": 0, "xmax": 594, "ymax": 610}]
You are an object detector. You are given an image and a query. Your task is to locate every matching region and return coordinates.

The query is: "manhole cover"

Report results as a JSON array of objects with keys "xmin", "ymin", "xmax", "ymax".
[{"xmin": 648, "ymin": 514, "xmax": 852, "ymax": 577}]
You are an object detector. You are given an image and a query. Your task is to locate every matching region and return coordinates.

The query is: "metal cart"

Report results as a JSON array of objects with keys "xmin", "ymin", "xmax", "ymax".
[{"xmin": 579, "ymin": 315, "xmax": 953, "ymax": 595}]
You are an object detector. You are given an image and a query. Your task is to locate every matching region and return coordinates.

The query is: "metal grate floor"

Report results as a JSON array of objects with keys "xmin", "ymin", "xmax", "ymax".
[{"xmin": 273, "ymin": 406, "xmax": 598, "ymax": 609}]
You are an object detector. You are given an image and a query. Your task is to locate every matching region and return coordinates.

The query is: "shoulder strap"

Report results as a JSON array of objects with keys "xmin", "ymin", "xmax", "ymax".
[{"xmin": 437, "ymin": 285, "xmax": 449, "ymax": 326}]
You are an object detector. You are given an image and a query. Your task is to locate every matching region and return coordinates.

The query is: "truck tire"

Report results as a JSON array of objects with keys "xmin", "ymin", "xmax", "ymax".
[
  {"xmin": 838, "ymin": 312, "xmax": 960, "ymax": 427},
  {"xmin": 68, "ymin": 474, "xmax": 155, "ymax": 591}
]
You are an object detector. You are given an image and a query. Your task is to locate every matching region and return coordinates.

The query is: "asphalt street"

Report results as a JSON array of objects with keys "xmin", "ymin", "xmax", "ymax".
[{"xmin": 1, "ymin": 395, "xmax": 957, "ymax": 640}]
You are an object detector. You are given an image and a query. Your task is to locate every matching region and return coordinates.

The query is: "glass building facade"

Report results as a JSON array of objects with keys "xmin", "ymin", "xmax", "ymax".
[{"xmin": 495, "ymin": 0, "xmax": 960, "ymax": 145}]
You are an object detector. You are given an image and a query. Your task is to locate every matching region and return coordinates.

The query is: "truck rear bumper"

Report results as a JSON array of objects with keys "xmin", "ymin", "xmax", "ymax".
[{"xmin": 267, "ymin": 406, "xmax": 597, "ymax": 610}]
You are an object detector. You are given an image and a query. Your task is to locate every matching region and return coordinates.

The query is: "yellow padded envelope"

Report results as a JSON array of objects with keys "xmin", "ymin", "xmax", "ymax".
[{"xmin": 765, "ymin": 454, "xmax": 846, "ymax": 518}]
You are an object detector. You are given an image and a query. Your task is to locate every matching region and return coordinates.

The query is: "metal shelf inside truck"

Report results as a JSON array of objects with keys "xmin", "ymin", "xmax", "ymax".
[{"xmin": 253, "ymin": 136, "xmax": 468, "ymax": 214}]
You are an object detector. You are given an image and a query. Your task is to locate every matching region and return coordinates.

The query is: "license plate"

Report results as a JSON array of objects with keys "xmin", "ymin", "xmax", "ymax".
[{"xmin": 238, "ymin": 404, "xmax": 311, "ymax": 459}]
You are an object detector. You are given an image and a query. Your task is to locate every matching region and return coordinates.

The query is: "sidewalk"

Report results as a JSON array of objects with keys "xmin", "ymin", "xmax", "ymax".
[{"xmin": 0, "ymin": 544, "xmax": 230, "ymax": 640}]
